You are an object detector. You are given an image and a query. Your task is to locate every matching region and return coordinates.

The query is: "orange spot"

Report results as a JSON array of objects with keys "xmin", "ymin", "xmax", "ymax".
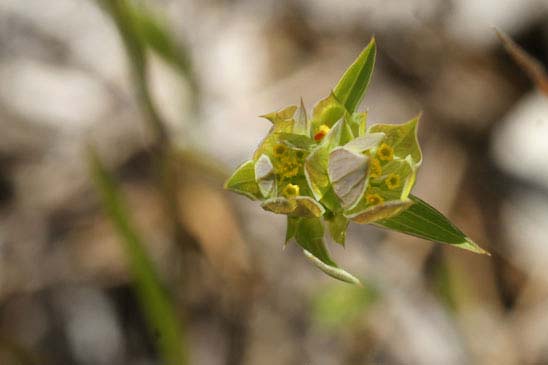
[
  {"xmin": 314, "ymin": 125, "xmax": 330, "ymax": 142},
  {"xmin": 314, "ymin": 131, "xmax": 326, "ymax": 141}
]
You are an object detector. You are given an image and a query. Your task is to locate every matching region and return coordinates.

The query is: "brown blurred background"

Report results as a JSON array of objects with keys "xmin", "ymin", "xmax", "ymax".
[{"xmin": 1, "ymin": 0, "xmax": 548, "ymax": 364}]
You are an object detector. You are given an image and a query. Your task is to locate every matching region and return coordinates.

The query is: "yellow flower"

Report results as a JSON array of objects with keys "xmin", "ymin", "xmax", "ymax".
[
  {"xmin": 273, "ymin": 143, "xmax": 287, "ymax": 157},
  {"xmin": 385, "ymin": 173, "xmax": 401, "ymax": 190},
  {"xmin": 377, "ymin": 143, "xmax": 394, "ymax": 161},
  {"xmin": 272, "ymin": 144, "xmax": 302, "ymax": 179},
  {"xmin": 369, "ymin": 158, "xmax": 382, "ymax": 178},
  {"xmin": 365, "ymin": 193, "xmax": 384, "ymax": 205},
  {"xmin": 282, "ymin": 183, "xmax": 300, "ymax": 198},
  {"xmin": 295, "ymin": 150, "xmax": 305, "ymax": 160}
]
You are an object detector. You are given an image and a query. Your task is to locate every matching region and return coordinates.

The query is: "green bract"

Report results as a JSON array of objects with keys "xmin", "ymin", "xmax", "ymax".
[{"xmin": 224, "ymin": 38, "xmax": 489, "ymax": 285}]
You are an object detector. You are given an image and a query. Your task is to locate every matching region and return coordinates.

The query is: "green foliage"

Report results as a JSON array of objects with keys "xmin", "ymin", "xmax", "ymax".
[
  {"xmin": 89, "ymin": 149, "xmax": 188, "ymax": 365},
  {"xmin": 376, "ymin": 195, "xmax": 489, "ymax": 255},
  {"xmin": 225, "ymin": 37, "xmax": 488, "ymax": 284},
  {"xmin": 333, "ymin": 38, "xmax": 376, "ymax": 114},
  {"xmin": 98, "ymin": 0, "xmax": 197, "ymax": 136},
  {"xmin": 224, "ymin": 160, "xmax": 262, "ymax": 200}
]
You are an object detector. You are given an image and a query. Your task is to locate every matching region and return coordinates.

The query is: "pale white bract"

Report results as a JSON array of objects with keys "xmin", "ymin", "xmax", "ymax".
[
  {"xmin": 328, "ymin": 147, "xmax": 369, "ymax": 209},
  {"xmin": 255, "ymin": 154, "xmax": 275, "ymax": 197}
]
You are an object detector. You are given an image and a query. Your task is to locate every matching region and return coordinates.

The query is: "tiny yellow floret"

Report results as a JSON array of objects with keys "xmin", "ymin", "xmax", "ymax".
[
  {"xmin": 377, "ymin": 143, "xmax": 394, "ymax": 161},
  {"xmin": 369, "ymin": 158, "xmax": 382, "ymax": 178},
  {"xmin": 282, "ymin": 183, "xmax": 300, "ymax": 198},
  {"xmin": 365, "ymin": 193, "xmax": 384, "ymax": 206},
  {"xmin": 385, "ymin": 173, "xmax": 401, "ymax": 190},
  {"xmin": 273, "ymin": 143, "xmax": 287, "ymax": 157}
]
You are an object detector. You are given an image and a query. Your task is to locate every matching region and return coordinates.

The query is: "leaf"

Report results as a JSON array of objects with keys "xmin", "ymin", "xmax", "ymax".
[
  {"xmin": 304, "ymin": 120, "xmax": 344, "ymax": 200},
  {"xmin": 128, "ymin": 2, "xmax": 193, "ymax": 79},
  {"xmin": 89, "ymin": 148, "xmax": 188, "ymax": 365},
  {"xmin": 327, "ymin": 213, "xmax": 349, "ymax": 246},
  {"xmin": 358, "ymin": 112, "xmax": 368, "ymax": 137},
  {"xmin": 346, "ymin": 111, "xmax": 368, "ymax": 137},
  {"xmin": 311, "ymin": 93, "xmax": 346, "ymax": 131},
  {"xmin": 277, "ymin": 133, "xmax": 316, "ymax": 150},
  {"xmin": 376, "ymin": 157, "xmax": 415, "ymax": 201},
  {"xmin": 261, "ymin": 105, "xmax": 298, "ymax": 124},
  {"xmin": 224, "ymin": 160, "xmax": 262, "ymax": 200},
  {"xmin": 333, "ymin": 38, "xmax": 376, "ymax": 114},
  {"xmin": 295, "ymin": 218, "xmax": 361, "ymax": 285},
  {"xmin": 261, "ymin": 197, "xmax": 297, "ymax": 215},
  {"xmin": 320, "ymin": 187, "xmax": 343, "ymax": 213},
  {"xmin": 369, "ymin": 116, "xmax": 422, "ymax": 165},
  {"xmin": 293, "ymin": 98, "xmax": 310, "ymax": 136},
  {"xmin": 303, "ymin": 250, "xmax": 361, "ymax": 285},
  {"xmin": 295, "ymin": 218, "xmax": 334, "ymax": 264},
  {"xmin": 293, "ymin": 197, "xmax": 326, "ymax": 218},
  {"xmin": 286, "ymin": 216, "xmax": 298, "ymax": 244},
  {"xmin": 375, "ymin": 195, "xmax": 489, "ymax": 255}
]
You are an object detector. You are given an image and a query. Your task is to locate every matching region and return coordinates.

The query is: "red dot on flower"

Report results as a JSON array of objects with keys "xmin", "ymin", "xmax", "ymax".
[{"xmin": 314, "ymin": 131, "xmax": 326, "ymax": 141}]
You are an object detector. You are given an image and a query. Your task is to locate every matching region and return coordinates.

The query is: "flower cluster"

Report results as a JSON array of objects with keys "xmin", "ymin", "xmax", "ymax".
[
  {"xmin": 225, "ymin": 95, "xmax": 421, "ymax": 233},
  {"xmin": 224, "ymin": 39, "xmax": 424, "ymax": 283}
]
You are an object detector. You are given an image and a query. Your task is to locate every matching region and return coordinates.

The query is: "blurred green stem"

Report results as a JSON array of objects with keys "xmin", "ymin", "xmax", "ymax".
[
  {"xmin": 98, "ymin": 0, "xmax": 200, "ymax": 253},
  {"xmin": 90, "ymin": 149, "xmax": 188, "ymax": 365}
]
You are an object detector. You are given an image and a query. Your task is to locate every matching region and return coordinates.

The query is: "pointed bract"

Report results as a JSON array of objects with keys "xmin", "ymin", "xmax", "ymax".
[
  {"xmin": 333, "ymin": 38, "xmax": 376, "ymax": 114},
  {"xmin": 224, "ymin": 160, "xmax": 262, "ymax": 200}
]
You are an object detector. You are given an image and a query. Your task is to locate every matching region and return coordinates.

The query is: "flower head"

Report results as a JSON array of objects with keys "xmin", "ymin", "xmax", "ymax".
[
  {"xmin": 385, "ymin": 173, "xmax": 401, "ymax": 190},
  {"xmin": 377, "ymin": 143, "xmax": 394, "ymax": 161}
]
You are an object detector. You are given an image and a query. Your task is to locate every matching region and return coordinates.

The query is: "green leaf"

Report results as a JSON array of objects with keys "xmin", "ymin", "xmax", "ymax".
[
  {"xmin": 375, "ymin": 157, "xmax": 415, "ymax": 201},
  {"xmin": 293, "ymin": 98, "xmax": 309, "ymax": 136},
  {"xmin": 357, "ymin": 112, "xmax": 368, "ymax": 137},
  {"xmin": 304, "ymin": 120, "xmax": 345, "ymax": 200},
  {"xmin": 320, "ymin": 187, "xmax": 343, "ymax": 213},
  {"xmin": 128, "ymin": 3, "xmax": 193, "ymax": 79},
  {"xmin": 295, "ymin": 218, "xmax": 360, "ymax": 285},
  {"xmin": 261, "ymin": 105, "xmax": 298, "ymax": 124},
  {"xmin": 295, "ymin": 218, "xmax": 334, "ymax": 264},
  {"xmin": 345, "ymin": 111, "xmax": 367, "ymax": 137},
  {"xmin": 89, "ymin": 148, "xmax": 188, "ymax": 365},
  {"xmin": 327, "ymin": 213, "xmax": 349, "ymax": 246},
  {"xmin": 333, "ymin": 38, "xmax": 376, "ymax": 114},
  {"xmin": 311, "ymin": 93, "xmax": 346, "ymax": 131},
  {"xmin": 375, "ymin": 195, "xmax": 489, "ymax": 255},
  {"xmin": 286, "ymin": 216, "xmax": 298, "ymax": 244},
  {"xmin": 369, "ymin": 116, "xmax": 422, "ymax": 165},
  {"xmin": 224, "ymin": 160, "xmax": 262, "ymax": 200},
  {"xmin": 278, "ymin": 133, "xmax": 316, "ymax": 150}
]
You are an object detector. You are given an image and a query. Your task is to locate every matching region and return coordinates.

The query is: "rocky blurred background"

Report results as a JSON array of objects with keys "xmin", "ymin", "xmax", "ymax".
[{"xmin": 1, "ymin": 0, "xmax": 548, "ymax": 364}]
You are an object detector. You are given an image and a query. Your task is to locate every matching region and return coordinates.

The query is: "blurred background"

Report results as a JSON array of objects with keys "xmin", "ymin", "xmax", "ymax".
[{"xmin": 1, "ymin": 0, "xmax": 548, "ymax": 364}]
